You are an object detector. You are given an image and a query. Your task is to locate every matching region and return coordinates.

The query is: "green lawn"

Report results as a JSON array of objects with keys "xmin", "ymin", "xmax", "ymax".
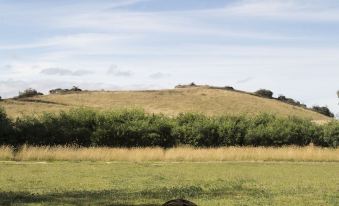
[{"xmin": 0, "ymin": 161, "xmax": 338, "ymax": 206}]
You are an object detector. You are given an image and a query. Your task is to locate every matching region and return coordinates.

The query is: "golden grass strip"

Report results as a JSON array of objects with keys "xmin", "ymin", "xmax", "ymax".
[
  {"xmin": 10, "ymin": 146, "xmax": 339, "ymax": 162},
  {"xmin": 0, "ymin": 146, "xmax": 14, "ymax": 160}
]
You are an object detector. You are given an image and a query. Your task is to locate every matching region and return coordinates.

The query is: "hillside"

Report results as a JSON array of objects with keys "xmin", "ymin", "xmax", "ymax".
[{"xmin": 0, "ymin": 86, "xmax": 330, "ymax": 120}]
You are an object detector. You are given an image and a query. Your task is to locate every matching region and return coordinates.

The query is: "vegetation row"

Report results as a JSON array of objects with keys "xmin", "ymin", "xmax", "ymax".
[{"xmin": 0, "ymin": 107, "xmax": 338, "ymax": 148}]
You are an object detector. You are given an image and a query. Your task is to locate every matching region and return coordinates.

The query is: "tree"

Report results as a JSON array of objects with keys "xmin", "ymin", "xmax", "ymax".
[
  {"xmin": 312, "ymin": 106, "xmax": 334, "ymax": 118},
  {"xmin": 255, "ymin": 89, "xmax": 273, "ymax": 99},
  {"xmin": 50, "ymin": 86, "xmax": 82, "ymax": 94},
  {"xmin": 17, "ymin": 88, "xmax": 43, "ymax": 98}
]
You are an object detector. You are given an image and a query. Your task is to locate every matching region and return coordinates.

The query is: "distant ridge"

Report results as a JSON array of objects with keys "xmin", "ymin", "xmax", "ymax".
[{"xmin": 0, "ymin": 85, "xmax": 331, "ymax": 120}]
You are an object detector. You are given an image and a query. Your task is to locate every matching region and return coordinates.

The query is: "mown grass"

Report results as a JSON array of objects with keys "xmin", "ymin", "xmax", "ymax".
[
  {"xmin": 1, "ymin": 146, "xmax": 338, "ymax": 162},
  {"xmin": 0, "ymin": 87, "xmax": 329, "ymax": 120},
  {"xmin": 0, "ymin": 161, "xmax": 338, "ymax": 205}
]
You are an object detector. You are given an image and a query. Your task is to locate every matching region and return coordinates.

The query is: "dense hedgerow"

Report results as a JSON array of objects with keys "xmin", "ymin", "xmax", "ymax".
[
  {"xmin": 0, "ymin": 108, "xmax": 338, "ymax": 147},
  {"xmin": 319, "ymin": 121, "xmax": 339, "ymax": 147},
  {"xmin": 0, "ymin": 108, "xmax": 14, "ymax": 145}
]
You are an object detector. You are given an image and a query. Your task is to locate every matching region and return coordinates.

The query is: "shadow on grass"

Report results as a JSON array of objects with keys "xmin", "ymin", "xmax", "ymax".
[{"xmin": 0, "ymin": 182, "xmax": 269, "ymax": 205}]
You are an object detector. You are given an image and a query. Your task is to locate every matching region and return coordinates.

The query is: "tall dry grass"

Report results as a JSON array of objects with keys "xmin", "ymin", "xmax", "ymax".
[
  {"xmin": 0, "ymin": 146, "xmax": 14, "ymax": 160},
  {"xmin": 1, "ymin": 145, "xmax": 337, "ymax": 162}
]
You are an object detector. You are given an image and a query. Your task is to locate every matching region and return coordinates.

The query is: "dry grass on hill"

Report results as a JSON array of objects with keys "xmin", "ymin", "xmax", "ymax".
[
  {"xmin": 2, "ymin": 146, "xmax": 338, "ymax": 162},
  {"xmin": 0, "ymin": 87, "xmax": 329, "ymax": 120}
]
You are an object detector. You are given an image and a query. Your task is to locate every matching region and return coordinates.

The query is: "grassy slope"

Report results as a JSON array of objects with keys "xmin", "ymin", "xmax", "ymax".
[
  {"xmin": 0, "ymin": 161, "xmax": 338, "ymax": 205},
  {"xmin": 0, "ymin": 87, "xmax": 329, "ymax": 120}
]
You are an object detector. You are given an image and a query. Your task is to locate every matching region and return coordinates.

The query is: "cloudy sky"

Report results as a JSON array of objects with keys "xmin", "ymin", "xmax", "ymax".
[{"xmin": 1, "ymin": 0, "xmax": 339, "ymax": 115}]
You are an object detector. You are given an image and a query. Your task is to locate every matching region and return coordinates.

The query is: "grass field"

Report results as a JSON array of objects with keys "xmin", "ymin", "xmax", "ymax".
[
  {"xmin": 0, "ymin": 87, "xmax": 329, "ymax": 120},
  {"xmin": 1, "ymin": 146, "xmax": 339, "ymax": 162},
  {"xmin": 0, "ymin": 161, "xmax": 338, "ymax": 206}
]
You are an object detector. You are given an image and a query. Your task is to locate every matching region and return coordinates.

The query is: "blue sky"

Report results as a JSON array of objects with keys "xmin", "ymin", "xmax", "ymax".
[{"xmin": 1, "ymin": 0, "xmax": 339, "ymax": 115}]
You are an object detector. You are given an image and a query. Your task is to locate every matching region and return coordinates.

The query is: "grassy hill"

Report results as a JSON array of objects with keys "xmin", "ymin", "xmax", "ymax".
[{"xmin": 0, "ymin": 86, "xmax": 330, "ymax": 120}]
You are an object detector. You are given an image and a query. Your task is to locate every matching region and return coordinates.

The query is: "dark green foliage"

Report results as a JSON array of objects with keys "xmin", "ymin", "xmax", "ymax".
[
  {"xmin": 0, "ymin": 107, "xmax": 14, "ymax": 145},
  {"xmin": 311, "ymin": 106, "xmax": 334, "ymax": 118},
  {"xmin": 224, "ymin": 86, "xmax": 234, "ymax": 90},
  {"xmin": 17, "ymin": 88, "xmax": 43, "ymax": 98},
  {"xmin": 50, "ymin": 86, "xmax": 82, "ymax": 94},
  {"xmin": 320, "ymin": 121, "xmax": 339, "ymax": 147},
  {"xmin": 91, "ymin": 110, "xmax": 176, "ymax": 147},
  {"xmin": 173, "ymin": 114, "xmax": 249, "ymax": 147},
  {"xmin": 0, "ymin": 108, "xmax": 338, "ymax": 147},
  {"xmin": 15, "ymin": 108, "xmax": 97, "ymax": 146},
  {"xmin": 277, "ymin": 95, "xmax": 306, "ymax": 108},
  {"xmin": 255, "ymin": 89, "xmax": 273, "ymax": 98},
  {"xmin": 245, "ymin": 114, "xmax": 319, "ymax": 146}
]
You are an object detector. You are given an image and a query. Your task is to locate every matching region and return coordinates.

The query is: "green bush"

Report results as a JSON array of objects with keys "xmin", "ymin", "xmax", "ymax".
[
  {"xmin": 50, "ymin": 86, "xmax": 82, "ymax": 94},
  {"xmin": 255, "ymin": 89, "xmax": 273, "ymax": 99},
  {"xmin": 223, "ymin": 86, "xmax": 234, "ymax": 90},
  {"xmin": 320, "ymin": 121, "xmax": 339, "ymax": 147},
  {"xmin": 0, "ymin": 107, "xmax": 14, "ymax": 145},
  {"xmin": 17, "ymin": 88, "xmax": 43, "ymax": 98},
  {"xmin": 15, "ymin": 108, "xmax": 97, "ymax": 146},
  {"xmin": 312, "ymin": 106, "xmax": 334, "ymax": 118},
  {"xmin": 245, "ymin": 114, "xmax": 319, "ymax": 146},
  {"xmin": 277, "ymin": 95, "xmax": 306, "ymax": 108}
]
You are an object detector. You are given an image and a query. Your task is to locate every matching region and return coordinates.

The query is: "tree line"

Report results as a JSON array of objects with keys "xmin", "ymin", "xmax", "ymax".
[{"xmin": 0, "ymin": 108, "xmax": 338, "ymax": 148}]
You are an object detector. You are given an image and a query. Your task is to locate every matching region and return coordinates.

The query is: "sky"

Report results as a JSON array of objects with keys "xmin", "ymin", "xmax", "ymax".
[{"xmin": 0, "ymin": 0, "xmax": 339, "ymax": 115}]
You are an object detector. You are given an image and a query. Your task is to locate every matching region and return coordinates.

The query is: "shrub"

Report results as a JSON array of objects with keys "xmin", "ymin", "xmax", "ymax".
[
  {"xmin": 17, "ymin": 88, "xmax": 43, "ymax": 98},
  {"xmin": 312, "ymin": 106, "xmax": 334, "ymax": 118},
  {"xmin": 244, "ymin": 114, "xmax": 318, "ymax": 146},
  {"xmin": 224, "ymin": 86, "xmax": 234, "ymax": 90},
  {"xmin": 50, "ymin": 86, "xmax": 82, "ymax": 94},
  {"xmin": 91, "ymin": 109, "xmax": 176, "ymax": 148},
  {"xmin": 277, "ymin": 95, "xmax": 305, "ymax": 107},
  {"xmin": 15, "ymin": 108, "xmax": 97, "ymax": 146},
  {"xmin": 0, "ymin": 107, "xmax": 14, "ymax": 145},
  {"xmin": 49, "ymin": 88, "xmax": 63, "ymax": 94},
  {"xmin": 255, "ymin": 89, "xmax": 273, "ymax": 98},
  {"xmin": 320, "ymin": 121, "xmax": 339, "ymax": 147}
]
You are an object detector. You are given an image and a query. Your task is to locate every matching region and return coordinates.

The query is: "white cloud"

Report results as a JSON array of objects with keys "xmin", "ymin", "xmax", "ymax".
[
  {"xmin": 49, "ymin": 5, "xmax": 299, "ymax": 41},
  {"xmin": 107, "ymin": 65, "xmax": 133, "ymax": 77},
  {"xmin": 0, "ymin": 33, "xmax": 136, "ymax": 51},
  {"xmin": 149, "ymin": 72, "xmax": 171, "ymax": 79},
  {"xmin": 40, "ymin": 68, "xmax": 93, "ymax": 76},
  {"xmin": 220, "ymin": 0, "xmax": 339, "ymax": 21}
]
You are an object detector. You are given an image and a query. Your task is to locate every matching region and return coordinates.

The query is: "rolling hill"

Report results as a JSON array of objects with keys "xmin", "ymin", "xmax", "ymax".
[{"xmin": 0, "ymin": 86, "xmax": 330, "ymax": 121}]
